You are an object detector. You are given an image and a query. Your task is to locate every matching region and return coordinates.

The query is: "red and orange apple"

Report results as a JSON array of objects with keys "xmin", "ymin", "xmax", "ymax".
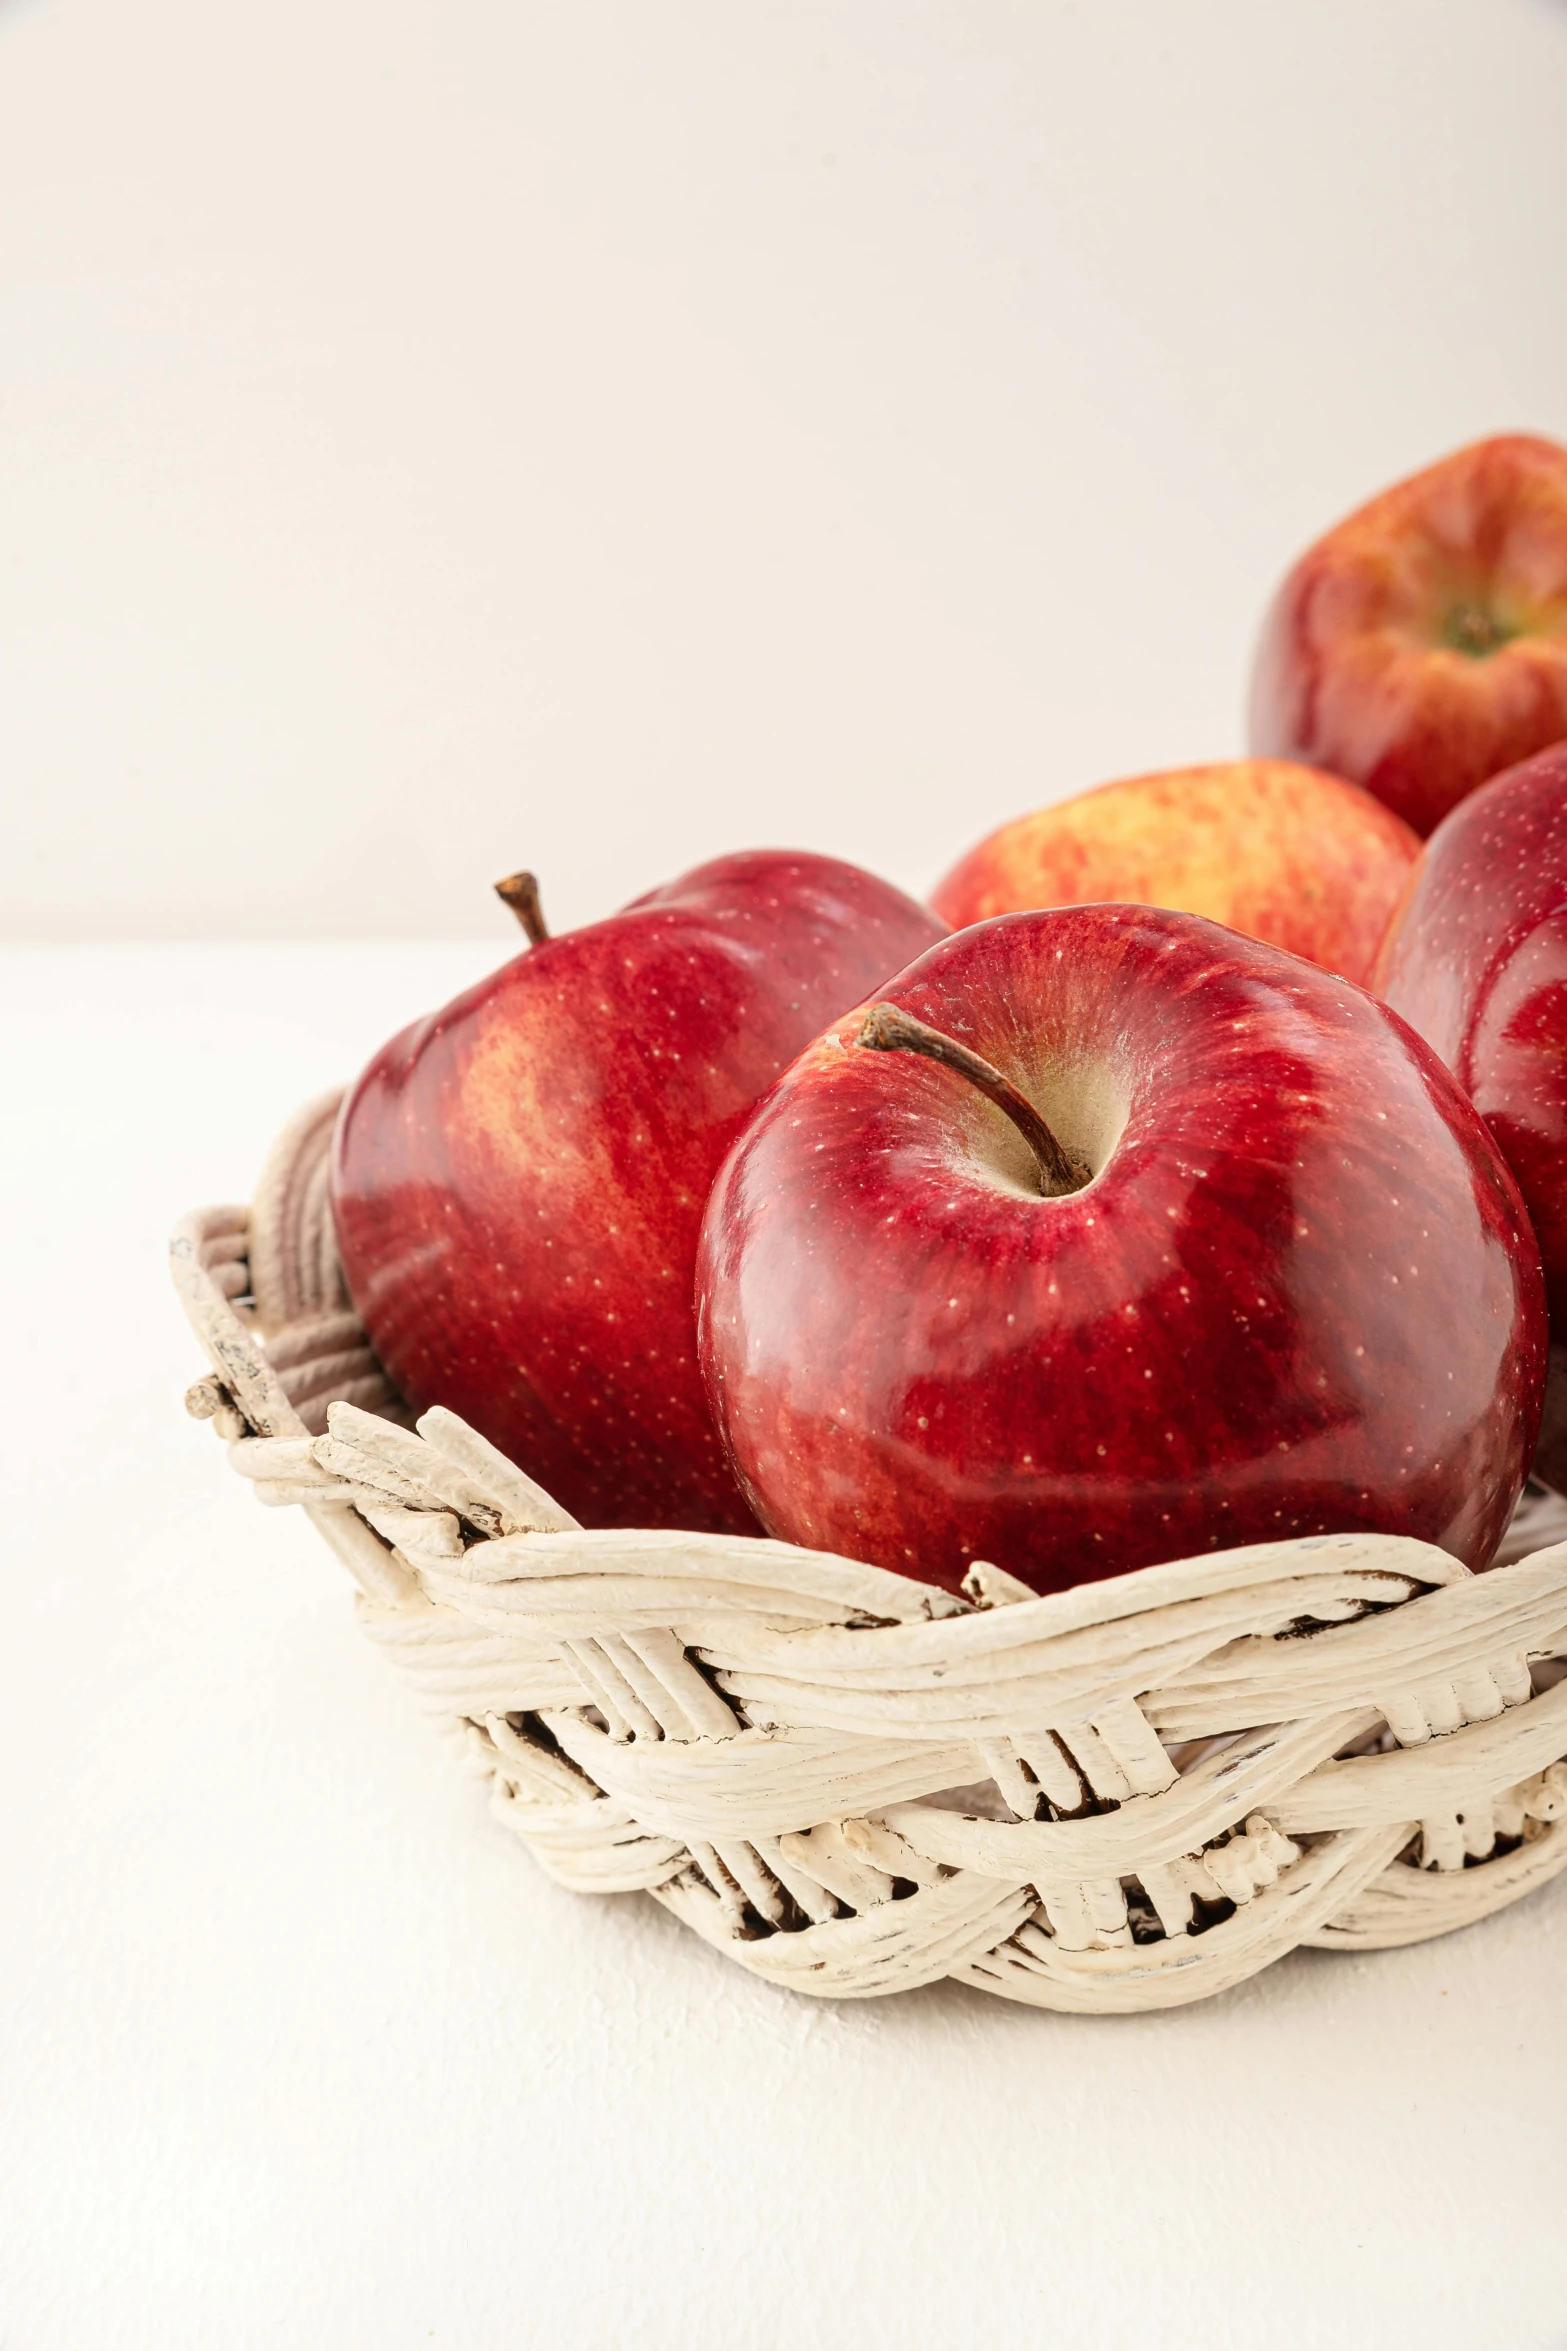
[
  {"xmin": 932, "ymin": 759, "xmax": 1418, "ymax": 986},
  {"xmin": 1250, "ymin": 432, "xmax": 1567, "ymax": 836}
]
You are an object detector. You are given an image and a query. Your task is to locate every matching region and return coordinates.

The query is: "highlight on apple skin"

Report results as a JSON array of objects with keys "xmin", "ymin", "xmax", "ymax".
[
  {"xmin": 931, "ymin": 759, "xmax": 1419, "ymax": 986},
  {"xmin": 696, "ymin": 906, "xmax": 1547, "ymax": 1597},
  {"xmin": 1374, "ymin": 742, "xmax": 1567, "ymax": 1489},
  {"xmin": 1249, "ymin": 432, "xmax": 1567, "ymax": 838},
  {"xmin": 330, "ymin": 850, "xmax": 945, "ymax": 1535}
]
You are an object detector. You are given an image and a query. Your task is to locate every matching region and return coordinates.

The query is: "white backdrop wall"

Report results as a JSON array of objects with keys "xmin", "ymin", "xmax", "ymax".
[{"xmin": 2, "ymin": 0, "xmax": 1566, "ymax": 940}]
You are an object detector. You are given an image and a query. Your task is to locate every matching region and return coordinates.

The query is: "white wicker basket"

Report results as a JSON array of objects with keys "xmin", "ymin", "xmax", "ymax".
[{"xmin": 171, "ymin": 1089, "xmax": 1567, "ymax": 2012}]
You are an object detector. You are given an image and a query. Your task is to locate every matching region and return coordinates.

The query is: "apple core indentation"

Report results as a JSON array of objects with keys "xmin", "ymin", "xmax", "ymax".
[
  {"xmin": 1441, "ymin": 603, "xmax": 1521, "ymax": 660},
  {"xmin": 856, "ymin": 1002, "xmax": 1096, "ymax": 1199}
]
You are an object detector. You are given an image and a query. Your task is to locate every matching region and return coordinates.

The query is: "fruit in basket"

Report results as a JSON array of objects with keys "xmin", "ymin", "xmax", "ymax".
[
  {"xmin": 331, "ymin": 851, "xmax": 944, "ymax": 1532},
  {"xmin": 1375, "ymin": 742, "xmax": 1567, "ymax": 1486},
  {"xmin": 930, "ymin": 759, "xmax": 1418, "ymax": 985},
  {"xmin": 1249, "ymin": 432, "xmax": 1567, "ymax": 836},
  {"xmin": 696, "ymin": 906, "xmax": 1546, "ymax": 1595}
]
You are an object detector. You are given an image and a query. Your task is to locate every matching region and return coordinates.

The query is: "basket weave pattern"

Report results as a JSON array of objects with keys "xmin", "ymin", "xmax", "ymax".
[{"xmin": 171, "ymin": 1091, "xmax": 1567, "ymax": 2011}]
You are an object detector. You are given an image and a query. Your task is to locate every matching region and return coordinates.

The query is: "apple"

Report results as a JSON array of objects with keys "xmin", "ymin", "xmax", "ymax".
[
  {"xmin": 931, "ymin": 759, "xmax": 1418, "ymax": 986},
  {"xmin": 696, "ymin": 906, "xmax": 1545, "ymax": 1595},
  {"xmin": 1249, "ymin": 432, "xmax": 1567, "ymax": 837},
  {"xmin": 331, "ymin": 851, "xmax": 944, "ymax": 1533},
  {"xmin": 1374, "ymin": 741, "xmax": 1567, "ymax": 1485}
]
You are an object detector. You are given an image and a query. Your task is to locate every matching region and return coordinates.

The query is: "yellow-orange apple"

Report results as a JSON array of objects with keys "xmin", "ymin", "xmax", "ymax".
[
  {"xmin": 931, "ymin": 759, "xmax": 1418, "ymax": 986},
  {"xmin": 1249, "ymin": 432, "xmax": 1567, "ymax": 836}
]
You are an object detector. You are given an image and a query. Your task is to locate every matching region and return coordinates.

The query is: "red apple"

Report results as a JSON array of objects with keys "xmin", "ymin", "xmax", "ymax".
[
  {"xmin": 931, "ymin": 759, "xmax": 1418, "ymax": 986},
  {"xmin": 1374, "ymin": 743, "xmax": 1567, "ymax": 1484},
  {"xmin": 1249, "ymin": 433, "xmax": 1567, "ymax": 836},
  {"xmin": 332, "ymin": 851, "xmax": 944, "ymax": 1533},
  {"xmin": 696, "ymin": 907, "xmax": 1545, "ymax": 1595}
]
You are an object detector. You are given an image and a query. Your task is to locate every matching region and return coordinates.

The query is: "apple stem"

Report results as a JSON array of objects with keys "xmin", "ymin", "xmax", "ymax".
[
  {"xmin": 855, "ymin": 1003, "xmax": 1090, "ymax": 1196},
  {"xmin": 494, "ymin": 870, "xmax": 550, "ymax": 945}
]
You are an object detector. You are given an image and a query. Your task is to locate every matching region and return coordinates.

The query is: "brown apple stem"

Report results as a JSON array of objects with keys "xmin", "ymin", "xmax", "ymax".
[
  {"xmin": 855, "ymin": 1003, "xmax": 1090, "ymax": 1196},
  {"xmin": 494, "ymin": 870, "xmax": 549, "ymax": 945}
]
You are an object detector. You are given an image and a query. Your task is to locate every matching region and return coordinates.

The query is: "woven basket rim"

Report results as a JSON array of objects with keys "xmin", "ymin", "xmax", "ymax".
[{"xmin": 169, "ymin": 1086, "xmax": 1567, "ymax": 2013}]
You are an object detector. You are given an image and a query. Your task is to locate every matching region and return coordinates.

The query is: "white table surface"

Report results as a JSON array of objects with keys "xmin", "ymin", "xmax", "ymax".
[{"xmin": 5, "ymin": 942, "xmax": 1566, "ymax": 2351}]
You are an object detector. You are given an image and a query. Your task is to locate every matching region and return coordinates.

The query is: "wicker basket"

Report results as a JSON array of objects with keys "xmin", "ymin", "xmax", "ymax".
[{"xmin": 171, "ymin": 1089, "xmax": 1567, "ymax": 2012}]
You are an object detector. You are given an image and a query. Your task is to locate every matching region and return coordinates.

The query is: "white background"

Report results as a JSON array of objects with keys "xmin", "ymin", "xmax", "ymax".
[
  {"xmin": 6, "ymin": 4, "xmax": 1567, "ymax": 2345},
  {"xmin": 2, "ymin": 0, "xmax": 1567, "ymax": 938}
]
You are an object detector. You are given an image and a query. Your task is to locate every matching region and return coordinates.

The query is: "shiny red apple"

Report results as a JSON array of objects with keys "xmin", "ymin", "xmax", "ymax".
[
  {"xmin": 1250, "ymin": 432, "xmax": 1567, "ymax": 836},
  {"xmin": 1374, "ymin": 742, "xmax": 1567, "ymax": 1485},
  {"xmin": 696, "ymin": 907, "xmax": 1545, "ymax": 1595},
  {"xmin": 332, "ymin": 851, "xmax": 944, "ymax": 1533}
]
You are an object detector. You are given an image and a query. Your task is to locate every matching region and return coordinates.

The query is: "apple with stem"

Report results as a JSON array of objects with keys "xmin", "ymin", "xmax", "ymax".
[
  {"xmin": 932, "ymin": 759, "xmax": 1418, "ymax": 986},
  {"xmin": 1375, "ymin": 741, "xmax": 1567, "ymax": 1488},
  {"xmin": 332, "ymin": 851, "xmax": 944, "ymax": 1532},
  {"xmin": 697, "ymin": 907, "xmax": 1545, "ymax": 1595},
  {"xmin": 1249, "ymin": 432, "xmax": 1567, "ymax": 836}
]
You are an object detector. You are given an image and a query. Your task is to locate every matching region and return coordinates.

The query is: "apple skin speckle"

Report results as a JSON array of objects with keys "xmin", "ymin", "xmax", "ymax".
[
  {"xmin": 1377, "ymin": 741, "xmax": 1567, "ymax": 1491},
  {"xmin": 696, "ymin": 903, "xmax": 1545, "ymax": 1596},
  {"xmin": 932, "ymin": 759, "xmax": 1417, "ymax": 987},
  {"xmin": 1248, "ymin": 432, "xmax": 1567, "ymax": 837},
  {"xmin": 332, "ymin": 851, "xmax": 942, "ymax": 1532}
]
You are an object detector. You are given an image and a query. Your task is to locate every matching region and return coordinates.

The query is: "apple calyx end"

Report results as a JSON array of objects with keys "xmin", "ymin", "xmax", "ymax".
[
  {"xmin": 1440, "ymin": 601, "xmax": 1522, "ymax": 661},
  {"xmin": 495, "ymin": 870, "xmax": 550, "ymax": 945},
  {"xmin": 854, "ymin": 1002, "xmax": 1090, "ymax": 1198}
]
